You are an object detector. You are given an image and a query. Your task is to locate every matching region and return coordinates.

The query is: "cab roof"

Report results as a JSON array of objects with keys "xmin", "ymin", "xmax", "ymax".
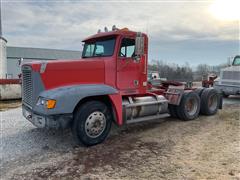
[{"xmin": 82, "ymin": 28, "xmax": 145, "ymax": 42}]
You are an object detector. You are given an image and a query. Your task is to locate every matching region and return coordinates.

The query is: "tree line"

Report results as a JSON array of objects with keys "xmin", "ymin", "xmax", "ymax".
[{"xmin": 148, "ymin": 60, "xmax": 228, "ymax": 81}]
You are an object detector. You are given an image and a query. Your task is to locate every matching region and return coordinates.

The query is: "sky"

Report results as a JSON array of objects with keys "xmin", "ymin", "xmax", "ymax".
[{"xmin": 1, "ymin": 0, "xmax": 240, "ymax": 66}]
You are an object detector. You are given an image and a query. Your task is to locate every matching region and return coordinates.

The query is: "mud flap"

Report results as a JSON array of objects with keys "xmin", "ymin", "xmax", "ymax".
[
  {"xmin": 215, "ymin": 88, "xmax": 223, "ymax": 109},
  {"xmin": 219, "ymin": 93, "xmax": 223, "ymax": 109},
  {"xmin": 164, "ymin": 85, "xmax": 184, "ymax": 105}
]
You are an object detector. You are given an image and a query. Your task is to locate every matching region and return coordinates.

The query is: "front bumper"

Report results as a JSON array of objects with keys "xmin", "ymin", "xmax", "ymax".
[
  {"xmin": 214, "ymin": 84, "xmax": 240, "ymax": 96},
  {"xmin": 22, "ymin": 104, "xmax": 72, "ymax": 129}
]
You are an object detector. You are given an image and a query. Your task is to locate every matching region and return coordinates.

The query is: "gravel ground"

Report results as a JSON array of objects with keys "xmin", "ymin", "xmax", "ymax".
[
  {"xmin": 0, "ymin": 107, "xmax": 76, "ymax": 163},
  {"xmin": 1, "ymin": 97, "xmax": 240, "ymax": 179}
]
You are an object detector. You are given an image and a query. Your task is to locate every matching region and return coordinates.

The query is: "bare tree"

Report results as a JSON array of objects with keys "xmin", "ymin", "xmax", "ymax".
[{"xmin": 149, "ymin": 60, "xmax": 193, "ymax": 81}]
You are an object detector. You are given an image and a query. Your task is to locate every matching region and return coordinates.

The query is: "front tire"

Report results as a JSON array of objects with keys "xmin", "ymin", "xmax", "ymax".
[{"xmin": 72, "ymin": 101, "xmax": 112, "ymax": 146}]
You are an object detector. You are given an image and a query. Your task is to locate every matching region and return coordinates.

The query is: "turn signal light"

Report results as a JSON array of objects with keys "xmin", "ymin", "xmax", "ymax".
[{"xmin": 46, "ymin": 100, "xmax": 56, "ymax": 109}]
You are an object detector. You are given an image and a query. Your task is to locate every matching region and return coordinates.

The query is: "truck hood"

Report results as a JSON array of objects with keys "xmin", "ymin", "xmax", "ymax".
[{"xmin": 26, "ymin": 58, "xmax": 105, "ymax": 89}]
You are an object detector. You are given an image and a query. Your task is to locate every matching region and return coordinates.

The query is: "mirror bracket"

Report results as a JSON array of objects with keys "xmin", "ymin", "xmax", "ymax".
[
  {"xmin": 133, "ymin": 55, "xmax": 140, "ymax": 63},
  {"xmin": 135, "ymin": 32, "xmax": 145, "ymax": 56}
]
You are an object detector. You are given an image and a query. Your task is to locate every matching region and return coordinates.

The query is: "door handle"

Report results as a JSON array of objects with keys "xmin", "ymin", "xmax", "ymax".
[{"xmin": 134, "ymin": 80, "xmax": 139, "ymax": 86}]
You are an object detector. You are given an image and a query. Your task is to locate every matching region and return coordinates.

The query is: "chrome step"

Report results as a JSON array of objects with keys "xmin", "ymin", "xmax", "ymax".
[{"xmin": 126, "ymin": 113, "xmax": 170, "ymax": 124}]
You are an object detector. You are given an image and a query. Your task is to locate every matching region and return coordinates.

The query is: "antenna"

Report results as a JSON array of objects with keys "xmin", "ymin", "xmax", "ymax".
[{"xmin": 0, "ymin": 0, "xmax": 2, "ymax": 37}]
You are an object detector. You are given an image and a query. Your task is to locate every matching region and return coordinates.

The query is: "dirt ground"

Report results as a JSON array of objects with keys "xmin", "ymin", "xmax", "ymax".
[{"xmin": 1, "ymin": 100, "xmax": 240, "ymax": 179}]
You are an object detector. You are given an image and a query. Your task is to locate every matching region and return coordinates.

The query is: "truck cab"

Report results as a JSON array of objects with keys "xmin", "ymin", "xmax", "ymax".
[
  {"xmin": 214, "ymin": 55, "xmax": 240, "ymax": 97},
  {"xmin": 22, "ymin": 27, "xmax": 222, "ymax": 146}
]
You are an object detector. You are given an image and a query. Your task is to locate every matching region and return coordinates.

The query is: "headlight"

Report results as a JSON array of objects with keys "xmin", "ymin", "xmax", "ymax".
[
  {"xmin": 37, "ymin": 97, "xmax": 56, "ymax": 109},
  {"xmin": 37, "ymin": 97, "xmax": 46, "ymax": 106}
]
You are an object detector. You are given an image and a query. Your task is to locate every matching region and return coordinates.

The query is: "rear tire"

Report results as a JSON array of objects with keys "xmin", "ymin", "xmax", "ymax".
[
  {"xmin": 72, "ymin": 101, "xmax": 112, "ymax": 146},
  {"xmin": 176, "ymin": 92, "xmax": 200, "ymax": 121},
  {"xmin": 200, "ymin": 88, "xmax": 220, "ymax": 115},
  {"xmin": 194, "ymin": 88, "xmax": 204, "ymax": 97}
]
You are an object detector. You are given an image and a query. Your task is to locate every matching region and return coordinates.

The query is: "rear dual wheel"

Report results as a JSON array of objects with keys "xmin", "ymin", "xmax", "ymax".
[
  {"xmin": 176, "ymin": 92, "xmax": 201, "ymax": 121},
  {"xmin": 200, "ymin": 88, "xmax": 220, "ymax": 115},
  {"xmin": 169, "ymin": 89, "xmax": 220, "ymax": 120}
]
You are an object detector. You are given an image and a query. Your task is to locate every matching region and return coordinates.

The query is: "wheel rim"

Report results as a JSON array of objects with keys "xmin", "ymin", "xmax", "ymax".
[
  {"xmin": 208, "ymin": 94, "xmax": 218, "ymax": 111},
  {"xmin": 185, "ymin": 97, "xmax": 198, "ymax": 116},
  {"xmin": 85, "ymin": 111, "xmax": 106, "ymax": 138}
]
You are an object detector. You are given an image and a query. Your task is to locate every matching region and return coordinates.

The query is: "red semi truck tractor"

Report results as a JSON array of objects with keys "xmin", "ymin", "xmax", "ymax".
[{"xmin": 22, "ymin": 27, "xmax": 222, "ymax": 146}]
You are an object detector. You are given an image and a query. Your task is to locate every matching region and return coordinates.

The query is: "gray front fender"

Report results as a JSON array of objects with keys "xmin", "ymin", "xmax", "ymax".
[{"xmin": 33, "ymin": 84, "xmax": 118, "ymax": 115}]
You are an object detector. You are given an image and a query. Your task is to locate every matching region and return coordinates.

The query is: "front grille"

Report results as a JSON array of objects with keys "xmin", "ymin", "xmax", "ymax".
[
  {"xmin": 222, "ymin": 71, "xmax": 240, "ymax": 80},
  {"xmin": 22, "ymin": 66, "xmax": 33, "ymax": 106},
  {"xmin": 221, "ymin": 81, "xmax": 240, "ymax": 86}
]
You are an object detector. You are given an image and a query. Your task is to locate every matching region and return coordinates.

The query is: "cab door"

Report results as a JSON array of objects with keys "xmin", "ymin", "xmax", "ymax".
[{"xmin": 116, "ymin": 38, "xmax": 141, "ymax": 92}]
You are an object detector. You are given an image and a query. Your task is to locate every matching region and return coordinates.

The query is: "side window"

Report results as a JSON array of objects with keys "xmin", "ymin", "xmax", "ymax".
[
  {"xmin": 119, "ymin": 38, "xmax": 135, "ymax": 58},
  {"xmin": 85, "ymin": 44, "xmax": 94, "ymax": 57},
  {"xmin": 95, "ymin": 45, "xmax": 104, "ymax": 56},
  {"xmin": 233, "ymin": 57, "xmax": 240, "ymax": 66}
]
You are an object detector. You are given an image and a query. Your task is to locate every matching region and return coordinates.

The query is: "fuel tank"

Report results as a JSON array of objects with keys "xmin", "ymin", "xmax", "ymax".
[{"xmin": 122, "ymin": 95, "xmax": 168, "ymax": 121}]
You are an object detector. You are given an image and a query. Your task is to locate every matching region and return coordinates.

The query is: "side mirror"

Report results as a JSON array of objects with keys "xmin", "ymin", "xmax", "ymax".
[
  {"xmin": 228, "ymin": 59, "xmax": 232, "ymax": 67},
  {"xmin": 135, "ymin": 32, "xmax": 144, "ymax": 56}
]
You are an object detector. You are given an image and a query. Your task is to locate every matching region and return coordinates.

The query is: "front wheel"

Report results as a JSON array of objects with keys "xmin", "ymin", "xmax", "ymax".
[{"xmin": 72, "ymin": 101, "xmax": 112, "ymax": 146}]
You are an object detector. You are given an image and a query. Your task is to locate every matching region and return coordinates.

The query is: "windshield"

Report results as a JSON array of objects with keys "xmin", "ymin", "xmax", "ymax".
[
  {"xmin": 232, "ymin": 56, "xmax": 240, "ymax": 66},
  {"xmin": 82, "ymin": 38, "xmax": 116, "ymax": 58}
]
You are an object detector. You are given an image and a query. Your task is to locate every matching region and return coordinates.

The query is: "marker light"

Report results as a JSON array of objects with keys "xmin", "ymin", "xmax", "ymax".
[
  {"xmin": 46, "ymin": 99, "xmax": 56, "ymax": 109},
  {"xmin": 40, "ymin": 62, "xmax": 47, "ymax": 73}
]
